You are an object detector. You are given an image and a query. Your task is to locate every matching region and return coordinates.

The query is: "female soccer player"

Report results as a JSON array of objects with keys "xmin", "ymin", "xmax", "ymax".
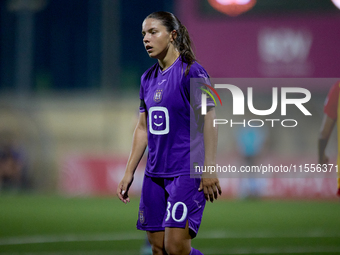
[{"xmin": 117, "ymin": 11, "xmax": 221, "ymax": 255}]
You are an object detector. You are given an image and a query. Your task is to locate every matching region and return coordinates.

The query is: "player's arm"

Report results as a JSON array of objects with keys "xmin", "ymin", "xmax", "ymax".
[
  {"xmin": 117, "ymin": 112, "xmax": 148, "ymax": 203},
  {"xmin": 318, "ymin": 114, "xmax": 336, "ymax": 164},
  {"xmin": 199, "ymin": 107, "xmax": 222, "ymax": 202}
]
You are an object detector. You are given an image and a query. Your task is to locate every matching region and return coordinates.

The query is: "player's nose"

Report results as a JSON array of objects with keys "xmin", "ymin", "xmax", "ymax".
[{"xmin": 143, "ymin": 34, "xmax": 150, "ymax": 43}]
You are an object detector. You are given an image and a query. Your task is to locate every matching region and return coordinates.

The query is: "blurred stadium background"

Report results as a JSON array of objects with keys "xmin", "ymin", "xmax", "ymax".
[{"xmin": 0, "ymin": 0, "xmax": 339, "ymax": 254}]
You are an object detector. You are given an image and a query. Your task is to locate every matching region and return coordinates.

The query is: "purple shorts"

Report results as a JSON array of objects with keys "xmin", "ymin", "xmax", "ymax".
[{"xmin": 136, "ymin": 174, "xmax": 206, "ymax": 237}]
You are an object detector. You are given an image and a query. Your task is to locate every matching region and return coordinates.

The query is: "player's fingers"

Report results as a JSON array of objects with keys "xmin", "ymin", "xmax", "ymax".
[
  {"xmin": 217, "ymin": 182, "xmax": 222, "ymax": 195},
  {"xmin": 123, "ymin": 197, "xmax": 128, "ymax": 204},
  {"xmin": 208, "ymin": 186, "xmax": 214, "ymax": 203},
  {"xmin": 119, "ymin": 195, "xmax": 126, "ymax": 203},
  {"xmin": 198, "ymin": 179, "xmax": 203, "ymax": 191},
  {"xmin": 117, "ymin": 183, "xmax": 123, "ymax": 195},
  {"xmin": 117, "ymin": 185, "xmax": 124, "ymax": 200},
  {"xmin": 212, "ymin": 185, "xmax": 218, "ymax": 200},
  {"xmin": 203, "ymin": 186, "xmax": 209, "ymax": 201},
  {"xmin": 119, "ymin": 193, "xmax": 126, "ymax": 203},
  {"xmin": 122, "ymin": 190, "xmax": 130, "ymax": 204},
  {"xmin": 117, "ymin": 191, "xmax": 122, "ymax": 200},
  {"xmin": 117, "ymin": 183, "xmax": 128, "ymax": 203},
  {"xmin": 123, "ymin": 190, "xmax": 130, "ymax": 200}
]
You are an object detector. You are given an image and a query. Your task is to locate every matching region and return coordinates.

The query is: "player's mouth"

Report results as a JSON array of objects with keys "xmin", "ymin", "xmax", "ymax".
[{"xmin": 145, "ymin": 45, "xmax": 153, "ymax": 52}]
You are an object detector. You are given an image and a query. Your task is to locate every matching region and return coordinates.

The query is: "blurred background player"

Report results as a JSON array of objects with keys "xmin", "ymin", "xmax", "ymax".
[
  {"xmin": 117, "ymin": 11, "xmax": 221, "ymax": 255},
  {"xmin": 234, "ymin": 125, "xmax": 267, "ymax": 198},
  {"xmin": 0, "ymin": 132, "xmax": 26, "ymax": 192},
  {"xmin": 318, "ymin": 81, "xmax": 340, "ymax": 197}
]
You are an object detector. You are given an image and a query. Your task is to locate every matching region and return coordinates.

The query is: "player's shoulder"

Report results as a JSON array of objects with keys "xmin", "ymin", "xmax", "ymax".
[
  {"xmin": 141, "ymin": 62, "xmax": 159, "ymax": 83},
  {"xmin": 186, "ymin": 61, "xmax": 209, "ymax": 79}
]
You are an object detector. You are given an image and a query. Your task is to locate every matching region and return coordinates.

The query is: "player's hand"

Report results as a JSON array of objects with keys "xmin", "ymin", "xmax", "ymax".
[
  {"xmin": 117, "ymin": 173, "xmax": 134, "ymax": 204},
  {"xmin": 199, "ymin": 172, "xmax": 222, "ymax": 203}
]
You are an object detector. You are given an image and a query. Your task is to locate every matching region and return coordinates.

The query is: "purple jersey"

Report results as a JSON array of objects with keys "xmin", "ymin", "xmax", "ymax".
[{"xmin": 139, "ymin": 57, "xmax": 214, "ymax": 177}]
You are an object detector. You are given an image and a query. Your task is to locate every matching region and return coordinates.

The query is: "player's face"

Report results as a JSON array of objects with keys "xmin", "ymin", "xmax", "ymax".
[{"xmin": 142, "ymin": 18, "xmax": 175, "ymax": 59}]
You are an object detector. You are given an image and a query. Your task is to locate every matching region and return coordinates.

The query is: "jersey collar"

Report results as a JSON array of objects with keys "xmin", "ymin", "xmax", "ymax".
[{"xmin": 158, "ymin": 56, "xmax": 180, "ymax": 76}]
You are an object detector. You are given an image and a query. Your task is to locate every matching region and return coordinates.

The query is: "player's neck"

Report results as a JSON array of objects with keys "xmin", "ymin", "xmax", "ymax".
[{"xmin": 158, "ymin": 49, "xmax": 180, "ymax": 71}]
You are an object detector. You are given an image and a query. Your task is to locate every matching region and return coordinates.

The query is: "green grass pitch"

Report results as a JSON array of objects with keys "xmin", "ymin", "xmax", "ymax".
[{"xmin": 0, "ymin": 194, "xmax": 339, "ymax": 254}]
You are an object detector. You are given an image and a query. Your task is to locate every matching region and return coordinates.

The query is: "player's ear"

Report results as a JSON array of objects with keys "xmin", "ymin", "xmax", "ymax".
[{"xmin": 170, "ymin": 30, "xmax": 177, "ymax": 42}]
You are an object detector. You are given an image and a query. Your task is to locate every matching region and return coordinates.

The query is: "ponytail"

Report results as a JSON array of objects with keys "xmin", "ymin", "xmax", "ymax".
[
  {"xmin": 146, "ymin": 11, "xmax": 196, "ymax": 76},
  {"xmin": 176, "ymin": 24, "xmax": 196, "ymax": 76}
]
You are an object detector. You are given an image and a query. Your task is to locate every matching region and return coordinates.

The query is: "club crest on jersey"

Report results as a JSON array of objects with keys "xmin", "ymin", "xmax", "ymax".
[
  {"xmin": 154, "ymin": 89, "xmax": 163, "ymax": 103},
  {"xmin": 139, "ymin": 210, "xmax": 145, "ymax": 224}
]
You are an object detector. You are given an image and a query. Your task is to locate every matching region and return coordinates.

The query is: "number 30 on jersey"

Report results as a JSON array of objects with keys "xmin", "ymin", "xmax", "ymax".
[{"xmin": 165, "ymin": 201, "xmax": 188, "ymax": 223}]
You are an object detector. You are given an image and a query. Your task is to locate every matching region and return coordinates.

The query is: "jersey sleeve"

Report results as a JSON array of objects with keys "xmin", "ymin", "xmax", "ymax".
[
  {"xmin": 185, "ymin": 63, "xmax": 215, "ymax": 111},
  {"xmin": 324, "ymin": 81, "xmax": 340, "ymax": 120},
  {"xmin": 139, "ymin": 78, "xmax": 146, "ymax": 113}
]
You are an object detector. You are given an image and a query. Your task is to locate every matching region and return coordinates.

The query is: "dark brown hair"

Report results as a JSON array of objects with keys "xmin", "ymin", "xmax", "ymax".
[{"xmin": 146, "ymin": 11, "xmax": 196, "ymax": 75}]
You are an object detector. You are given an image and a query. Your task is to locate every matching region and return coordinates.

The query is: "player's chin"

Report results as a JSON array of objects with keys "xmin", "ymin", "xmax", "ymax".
[
  {"xmin": 147, "ymin": 52, "xmax": 158, "ymax": 59},
  {"xmin": 147, "ymin": 50, "xmax": 162, "ymax": 59}
]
